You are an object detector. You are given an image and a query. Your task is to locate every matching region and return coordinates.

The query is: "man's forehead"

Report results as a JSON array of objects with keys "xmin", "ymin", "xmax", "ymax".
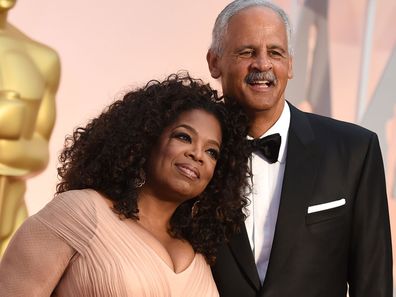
[
  {"xmin": 228, "ymin": 6, "xmax": 284, "ymax": 26},
  {"xmin": 224, "ymin": 6, "xmax": 287, "ymax": 42}
]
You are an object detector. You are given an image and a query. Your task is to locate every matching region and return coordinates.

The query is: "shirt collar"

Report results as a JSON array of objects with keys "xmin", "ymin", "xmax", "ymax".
[{"xmin": 250, "ymin": 102, "xmax": 290, "ymax": 164}]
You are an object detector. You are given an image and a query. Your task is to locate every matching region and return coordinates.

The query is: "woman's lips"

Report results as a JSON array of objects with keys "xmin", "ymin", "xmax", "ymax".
[{"xmin": 175, "ymin": 163, "xmax": 200, "ymax": 180}]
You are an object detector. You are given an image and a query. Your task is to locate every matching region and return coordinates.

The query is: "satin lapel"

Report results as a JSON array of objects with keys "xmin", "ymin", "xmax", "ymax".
[
  {"xmin": 264, "ymin": 103, "xmax": 321, "ymax": 284},
  {"xmin": 229, "ymin": 224, "xmax": 261, "ymax": 291}
]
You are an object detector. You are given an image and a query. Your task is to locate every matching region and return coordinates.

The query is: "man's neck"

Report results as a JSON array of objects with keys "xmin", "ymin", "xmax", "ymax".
[
  {"xmin": 248, "ymin": 100, "xmax": 285, "ymax": 138},
  {"xmin": 249, "ymin": 119, "xmax": 274, "ymax": 138}
]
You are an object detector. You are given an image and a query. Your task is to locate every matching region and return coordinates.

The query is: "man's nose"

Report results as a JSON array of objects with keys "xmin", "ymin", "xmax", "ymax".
[{"xmin": 251, "ymin": 53, "xmax": 272, "ymax": 72}]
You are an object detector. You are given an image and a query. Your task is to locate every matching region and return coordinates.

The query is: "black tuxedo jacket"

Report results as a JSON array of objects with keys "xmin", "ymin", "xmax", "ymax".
[{"xmin": 212, "ymin": 103, "xmax": 392, "ymax": 297}]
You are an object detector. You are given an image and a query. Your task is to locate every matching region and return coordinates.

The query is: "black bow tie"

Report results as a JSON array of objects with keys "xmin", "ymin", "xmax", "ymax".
[{"xmin": 249, "ymin": 133, "xmax": 281, "ymax": 164}]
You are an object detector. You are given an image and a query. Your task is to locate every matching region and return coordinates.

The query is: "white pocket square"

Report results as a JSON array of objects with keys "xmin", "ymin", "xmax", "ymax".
[{"xmin": 307, "ymin": 198, "xmax": 346, "ymax": 214}]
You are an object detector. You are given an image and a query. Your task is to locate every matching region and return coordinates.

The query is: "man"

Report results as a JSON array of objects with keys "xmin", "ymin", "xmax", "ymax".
[
  {"xmin": 0, "ymin": 0, "xmax": 60, "ymax": 254},
  {"xmin": 206, "ymin": 1, "xmax": 392, "ymax": 296}
]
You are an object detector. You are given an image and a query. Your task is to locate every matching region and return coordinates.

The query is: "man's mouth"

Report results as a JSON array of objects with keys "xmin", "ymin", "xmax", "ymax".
[
  {"xmin": 249, "ymin": 80, "xmax": 273, "ymax": 87},
  {"xmin": 245, "ymin": 71, "xmax": 277, "ymax": 88}
]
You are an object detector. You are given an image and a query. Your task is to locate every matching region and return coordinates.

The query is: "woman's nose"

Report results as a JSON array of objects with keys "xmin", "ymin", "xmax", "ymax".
[{"xmin": 186, "ymin": 147, "xmax": 204, "ymax": 164}]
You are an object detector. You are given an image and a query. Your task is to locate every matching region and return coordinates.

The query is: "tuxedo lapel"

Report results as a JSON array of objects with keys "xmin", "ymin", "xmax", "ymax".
[
  {"xmin": 229, "ymin": 224, "xmax": 261, "ymax": 291},
  {"xmin": 263, "ymin": 103, "xmax": 321, "ymax": 285}
]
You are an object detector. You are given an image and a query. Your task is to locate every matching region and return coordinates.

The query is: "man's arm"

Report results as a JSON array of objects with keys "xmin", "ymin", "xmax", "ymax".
[{"xmin": 348, "ymin": 133, "xmax": 393, "ymax": 296}]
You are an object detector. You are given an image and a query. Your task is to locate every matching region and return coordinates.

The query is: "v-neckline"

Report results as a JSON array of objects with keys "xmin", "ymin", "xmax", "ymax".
[
  {"xmin": 95, "ymin": 193, "xmax": 197, "ymax": 275},
  {"xmin": 130, "ymin": 220, "xmax": 197, "ymax": 275}
]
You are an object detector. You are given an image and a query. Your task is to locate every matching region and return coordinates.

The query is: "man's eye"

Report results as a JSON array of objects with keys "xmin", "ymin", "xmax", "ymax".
[
  {"xmin": 173, "ymin": 132, "xmax": 191, "ymax": 142},
  {"xmin": 238, "ymin": 50, "xmax": 254, "ymax": 58},
  {"xmin": 269, "ymin": 50, "xmax": 282, "ymax": 57},
  {"xmin": 206, "ymin": 148, "xmax": 220, "ymax": 160}
]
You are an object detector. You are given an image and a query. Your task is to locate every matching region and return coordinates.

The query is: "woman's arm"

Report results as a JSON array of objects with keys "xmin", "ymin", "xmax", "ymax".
[{"xmin": 0, "ymin": 215, "xmax": 75, "ymax": 297}]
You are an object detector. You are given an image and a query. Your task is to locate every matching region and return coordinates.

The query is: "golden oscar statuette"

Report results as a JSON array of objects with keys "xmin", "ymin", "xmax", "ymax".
[{"xmin": 0, "ymin": 0, "xmax": 61, "ymax": 254}]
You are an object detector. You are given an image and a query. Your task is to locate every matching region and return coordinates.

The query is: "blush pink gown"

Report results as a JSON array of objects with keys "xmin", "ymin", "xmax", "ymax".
[{"xmin": 0, "ymin": 189, "xmax": 219, "ymax": 297}]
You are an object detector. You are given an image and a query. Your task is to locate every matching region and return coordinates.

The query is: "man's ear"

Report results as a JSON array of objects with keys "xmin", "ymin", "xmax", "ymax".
[
  {"xmin": 206, "ymin": 50, "xmax": 221, "ymax": 79},
  {"xmin": 288, "ymin": 55, "xmax": 293, "ymax": 79}
]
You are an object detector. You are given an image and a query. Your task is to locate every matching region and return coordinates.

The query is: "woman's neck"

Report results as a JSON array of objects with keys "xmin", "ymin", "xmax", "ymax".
[{"xmin": 136, "ymin": 191, "xmax": 179, "ymax": 234}]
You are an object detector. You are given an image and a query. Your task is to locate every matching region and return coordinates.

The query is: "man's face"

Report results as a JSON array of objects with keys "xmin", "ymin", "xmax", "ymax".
[{"xmin": 207, "ymin": 7, "xmax": 293, "ymax": 119}]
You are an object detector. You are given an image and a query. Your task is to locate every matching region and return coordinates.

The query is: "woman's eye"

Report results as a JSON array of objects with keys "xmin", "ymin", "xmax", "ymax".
[
  {"xmin": 206, "ymin": 148, "xmax": 220, "ymax": 160},
  {"xmin": 173, "ymin": 132, "xmax": 191, "ymax": 143}
]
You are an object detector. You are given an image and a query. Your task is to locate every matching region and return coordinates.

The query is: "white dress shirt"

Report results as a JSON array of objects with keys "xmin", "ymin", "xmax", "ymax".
[{"xmin": 245, "ymin": 102, "xmax": 290, "ymax": 284}]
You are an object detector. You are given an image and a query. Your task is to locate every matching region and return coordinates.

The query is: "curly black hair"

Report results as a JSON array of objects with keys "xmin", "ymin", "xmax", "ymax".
[{"xmin": 56, "ymin": 72, "xmax": 251, "ymax": 264}]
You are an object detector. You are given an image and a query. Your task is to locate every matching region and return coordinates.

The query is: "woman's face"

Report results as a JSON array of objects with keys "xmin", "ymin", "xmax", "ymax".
[{"xmin": 144, "ymin": 109, "xmax": 222, "ymax": 202}]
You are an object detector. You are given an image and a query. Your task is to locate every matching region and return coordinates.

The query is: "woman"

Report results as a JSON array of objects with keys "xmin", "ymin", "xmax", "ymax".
[{"xmin": 0, "ymin": 73, "xmax": 250, "ymax": 296}]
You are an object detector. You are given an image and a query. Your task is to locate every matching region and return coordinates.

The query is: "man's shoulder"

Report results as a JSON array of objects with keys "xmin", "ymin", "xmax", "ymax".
[
  {"xmin": 291, "ymin": 104, "xmax": 375, "ymax": 139},
  {"xmin": 288, "ymin": 104, "xmax": 377, "ymax": 151}
]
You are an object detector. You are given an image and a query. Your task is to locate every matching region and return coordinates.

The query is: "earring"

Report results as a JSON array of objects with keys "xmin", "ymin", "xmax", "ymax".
[
  {"xmin": 135, "ymin": 179, "xmax": 145, "ymax": 188},
  {"xmin": 191, "ymin": 200, "xmax": 200, "ymax": 217},
  {"xmin": 134, "ymin": 170, "xmax": 146, "ymax": 188}
]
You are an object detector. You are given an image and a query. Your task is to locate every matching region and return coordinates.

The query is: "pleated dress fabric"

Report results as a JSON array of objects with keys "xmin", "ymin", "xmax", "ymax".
[{"xmin": 33, "ymin": 189, "xmax": 219, "ymax": 297}]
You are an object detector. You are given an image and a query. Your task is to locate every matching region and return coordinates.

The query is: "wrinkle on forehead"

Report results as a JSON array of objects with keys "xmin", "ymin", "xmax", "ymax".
[{"xmin": 223, "ymin": 6, "xmax": 289, "ymax": 54}]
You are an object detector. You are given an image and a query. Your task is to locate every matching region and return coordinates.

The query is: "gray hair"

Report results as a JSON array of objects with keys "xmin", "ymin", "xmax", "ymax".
[{"xmin": 210, "ymin": 0, "xmax": 293, "ymax": 56}]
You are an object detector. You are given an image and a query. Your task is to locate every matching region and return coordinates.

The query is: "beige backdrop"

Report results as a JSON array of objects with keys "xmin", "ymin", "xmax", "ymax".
[{"xmin": 8, "ymin": 0, "xmax": 396, "ymax": 287}]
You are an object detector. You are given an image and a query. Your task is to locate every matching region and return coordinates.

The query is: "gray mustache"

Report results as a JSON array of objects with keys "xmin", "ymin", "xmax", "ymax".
[{"xmin": 245, "ymin": 71, "xmax": 277, "ymax": 84}]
